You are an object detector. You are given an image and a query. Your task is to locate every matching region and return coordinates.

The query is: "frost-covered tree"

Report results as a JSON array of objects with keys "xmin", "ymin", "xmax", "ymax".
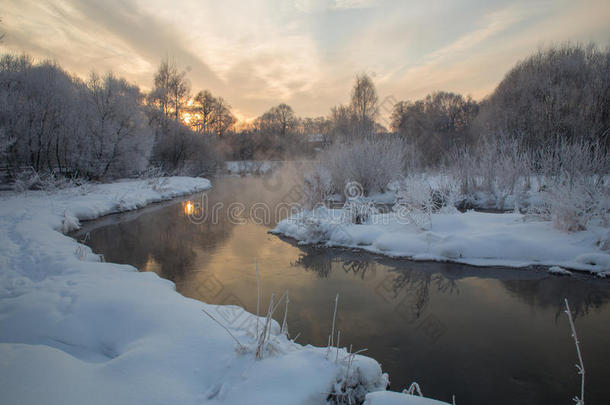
[
  {"xmin": 0, "ymin": 55, "xmax": 81, "ymax": 174},
  {"xmin": 85, "ymin": 72, "xmax": 152, "ymax": 177},
  {"xmin": 0, "ymin": 53, "xmax": 154, "ymax": 180},
  {"xmin": 328, "ymin": 104, "xmax": 357, "ymax": 141},
  {"xmin": 390, "ymin": 92, "xmax": 479, "ymax": 167},
  {"xmin": 476, "ymin": 43, "xmax": 610, "ymax": 148}
]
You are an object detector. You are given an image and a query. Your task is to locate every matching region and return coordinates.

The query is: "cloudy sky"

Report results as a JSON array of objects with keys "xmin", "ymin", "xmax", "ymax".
[{"xmin": 2, "ymin": 0, "xmax": 609, "ymax": 122}]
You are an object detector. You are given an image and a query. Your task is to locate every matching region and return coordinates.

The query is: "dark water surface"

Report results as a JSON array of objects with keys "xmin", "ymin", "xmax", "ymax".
[{"xmin": 74, "ymin": 175, "xmax": 610, "ymax": 405}]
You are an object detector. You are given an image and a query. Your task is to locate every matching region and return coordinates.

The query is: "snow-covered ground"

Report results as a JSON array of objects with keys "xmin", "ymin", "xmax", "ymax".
[
  {"xmin": 0, "ymin": 177, "xmax": 449, "ymax": 405},
  {"xmin": 272, "ymin": 207, "xmax": 610, "ymax": 276},
  {"xmin": 364, "ymin": 391, "xmax": 452, "ymax": 405}
]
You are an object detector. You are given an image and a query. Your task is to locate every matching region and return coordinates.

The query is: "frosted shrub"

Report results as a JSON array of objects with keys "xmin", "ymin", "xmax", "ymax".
[
  {"xmin": 12, "ymin": 169, "xmax": 80, "ymax": 192},
  {"xmin": 392, "ymin": 176, "xmax": 437, "ymax": 230},
  {"xmin": 434, "ymin": 174, "xmax": 461, "ymax": 213},
  {"xmin": 529, "ymin": 138, "xmax": 609, "ymax": 231},
  {"xmin": 530, "ymin": 177, "xmax": 609, "ymax": 232},
  {"xmin": 143, "ymin": 166, "xmax": 170, "ymax": 191},
  {"xmin": 143, "ymin": 166, "xmax": 167, "ymax": 179},
  {"xmin": 454, "ymin": 136, "xmax": 530, "ymax": 209},
  {"xmin": 302, "ymin": 165, "xmax": 333, "ymax": 209},
  {"xmin": 13, "ymin": 169, "xmax": 42, "ymax": 192},
  {"xmin": 343, "ymin": 197, "xmax": 378, "ymax": 224},
  {"xmin": 298, "ymin": 215, "xmax": 329, "ymax": 244},
  {"xmin": 536, "ymin": 137, "xmax": 607, "ymax": 188},
  {"xmin": 319, "ymin": 137, "xmax": 407, "ymax": 196}
]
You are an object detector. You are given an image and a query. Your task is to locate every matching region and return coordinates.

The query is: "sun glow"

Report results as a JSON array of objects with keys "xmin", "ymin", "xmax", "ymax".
[{"xmin": 183, "ymin": 201, "xmax": 194, "ymax": 215}]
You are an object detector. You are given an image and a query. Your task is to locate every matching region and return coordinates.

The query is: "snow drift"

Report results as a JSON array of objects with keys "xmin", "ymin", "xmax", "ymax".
[{"xmin": 272, "ymin": 207, "xmax": 610, "ymax": 276}]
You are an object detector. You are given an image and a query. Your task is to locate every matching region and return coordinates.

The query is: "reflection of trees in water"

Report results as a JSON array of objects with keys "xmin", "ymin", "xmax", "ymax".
[
  {"xmin": 502, "ymin": 278, "xmax": 610, "ymax": 319},
  {"xmin": 293, "ymin": 247, "xmax": 376, "ymax": 281},
  {"xmin": 342, "ymin": 260, "xmax": 373, "ymax": 280},
  {"xmin": 293, "ymin": 248, "xmax": 334, "ymax": 278},
  {"xmin": 293, "ymin": 242, "xmax": 610, "ymax": 322},
  {"xmin": 388, "ymin": 267, "xmax": 459, "ymax": 319},
  {"xmin": 293, "ymin": 246, "xmax": 460, "ymax": 319}
]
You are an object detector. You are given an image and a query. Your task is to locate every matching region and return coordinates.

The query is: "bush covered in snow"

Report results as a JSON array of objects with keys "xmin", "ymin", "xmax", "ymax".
[
  {"xmin": 528, "ymin": 138, "xmax": 609, "ymax": 231},
  {"xmin": 343, "ymin": 197, "xmax": 379, "ymax": 224},
  {"xmin": 447, "ymin": 135, "xmax": 531, "ymax": 210},
  {"xmin": 392, "ymin": 175, "xmax": 456, "ymax": 230},
  {"xmin": 12, "ymin": 168, "xmax": 88, "ymax": 192},
  {"xmin": 445, "ymin": 133, "xmax": 609, "ymax": 231},
  {"xmin": 317, "ymin": 136, "xmax": 408, "ymax": 197},
  {"xmin": 302, "ymin": 165, "xmax": 334, "ymax": 210}
]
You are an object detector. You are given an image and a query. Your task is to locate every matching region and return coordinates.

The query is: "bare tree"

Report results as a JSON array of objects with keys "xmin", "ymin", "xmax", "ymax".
[
  {"xmin": 350, "ymin": 73, "xmax": 378, "ymax": 137},
  {"xmin": 147, "ymin": 58, "xmax": 190, "ymax": 130},
  {"xmin": 211, "ymin": 97, "xmax": 235, "ymax": 137},
  {"xmin": 391, "ymin": 91, "xmax": 479, "ymax": 166},
  {"xmin": 351, "ymin": 73, "xmax": 378, "ymax": 123},
  {"xmin": 0, "ymin": 17, "xmax": 5, "ymax": 43},
  {"xmin": 191, "ymin": 90, "xmax": 216, "ymax": 136}
]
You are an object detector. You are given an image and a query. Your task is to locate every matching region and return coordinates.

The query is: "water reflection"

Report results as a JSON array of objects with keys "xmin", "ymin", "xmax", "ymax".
[
  {"xmin": 183, "ymin": 200, "xmax": 194, "ymax": 215},
  {"xmin": 73, "ymin": 174, "xmax": 610, "ymax": 405},
  {"xmin": 502, "ymin": 278, "xmax": 610, "ymax": 319}
]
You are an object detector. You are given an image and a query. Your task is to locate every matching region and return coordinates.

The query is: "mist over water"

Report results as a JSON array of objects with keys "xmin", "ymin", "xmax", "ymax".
[{"xmin": 74, "ymin": 170, "xmax": 610, "ymax": 405}]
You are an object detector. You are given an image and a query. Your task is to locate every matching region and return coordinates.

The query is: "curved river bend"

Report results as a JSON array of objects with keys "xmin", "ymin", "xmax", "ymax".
[{"xmin": 74, "ymin": 175, "xmax": 610, "ymax": 405}]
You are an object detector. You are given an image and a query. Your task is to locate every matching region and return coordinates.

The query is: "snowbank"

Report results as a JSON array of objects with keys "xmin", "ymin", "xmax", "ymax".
[
  {"xmin": 0, "ymin": 177, "xmax": 434, "ymax": 405},
  {"xmin": 272, "ymin": 207, "xmax": 610, "ymax": 276},
  {"xmin": 364, "ymin": 391, "xmax": 451, "ymax": 405}
]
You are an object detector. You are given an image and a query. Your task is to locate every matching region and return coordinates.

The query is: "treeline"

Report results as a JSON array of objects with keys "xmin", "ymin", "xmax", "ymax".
[
  {"xmin": 0, "ymin": 55, "xmax": 152, "ymax": 179},
  {"xmin": 0, "ymin": 55, "xmax": 220, "ymax": 180},
  {"xmin": 390, "ymin": 42, "xmax": 610, "ymax": 167},
  {"xmin": 1, "ymin": 42, "xmax": 608, "ymax": 184},
  {"xmin": 0, "ymin": 53, "xmax": 350, "ymax": 181}
]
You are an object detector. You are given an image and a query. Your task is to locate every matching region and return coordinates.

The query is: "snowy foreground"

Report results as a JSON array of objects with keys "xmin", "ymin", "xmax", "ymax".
[
  {"xmin": 272, "ymin": 207, "xmax": 610, "ymax": 276},
  {"xmin": 0, "ymin": 177, "xmax": 446, "ymax": 405}
]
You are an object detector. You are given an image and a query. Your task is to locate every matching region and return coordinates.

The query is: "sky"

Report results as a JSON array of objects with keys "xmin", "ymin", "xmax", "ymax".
[{"xmin": 2, "ymin": 0, "xmax": 609, "ymax": 123}]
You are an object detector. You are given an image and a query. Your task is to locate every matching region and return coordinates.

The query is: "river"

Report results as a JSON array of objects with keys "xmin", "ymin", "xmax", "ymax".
[{"xmin": 73, "ymin": 174, "xmax": 610, "ymax": 405}]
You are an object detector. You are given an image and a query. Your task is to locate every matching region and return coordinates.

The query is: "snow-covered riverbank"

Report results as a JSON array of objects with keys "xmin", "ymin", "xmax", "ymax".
[
  {"xmin": 272, "ymin": 207, "xmax": 610, "ymax": 277},
  {"xmin": 0, "ymin": 177, "xmax": 448, "ymax": 405}
]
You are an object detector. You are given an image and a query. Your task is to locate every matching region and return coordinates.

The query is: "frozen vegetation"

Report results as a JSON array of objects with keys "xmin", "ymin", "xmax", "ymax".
[
  {"xmin": 276, "ymin": 131, "xmax": 609, "ymax": 277},
  {"xmin": 0, "ymin": 177, "xmax": 452, "ymax": 405}
]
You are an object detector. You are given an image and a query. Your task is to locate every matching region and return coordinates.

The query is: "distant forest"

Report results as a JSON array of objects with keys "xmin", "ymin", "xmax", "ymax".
[{"xmin": 0, "ymin": 42, "xmax": 608, "ymax": 180}]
